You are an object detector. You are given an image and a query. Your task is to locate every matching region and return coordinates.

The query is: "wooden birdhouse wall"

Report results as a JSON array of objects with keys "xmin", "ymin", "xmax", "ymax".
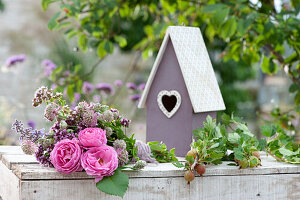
[{"xmin": 146, "ymin": 38, "xmax": 215, "ymax": 156}]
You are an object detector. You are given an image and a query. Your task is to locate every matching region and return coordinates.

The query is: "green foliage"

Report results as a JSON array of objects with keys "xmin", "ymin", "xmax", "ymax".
[
  {"xmin": 148, "ymin": 141, "xmax": 178, "ymax": 163},
  {"xmin": 260, "ymin": 124, "xmax": 300, "ymax": 164},
  {"xmin": 0, "ymin": 0, "xmax": 4, "ymax": 12},
  {"xmin": 96, "ymin": 169, "xmax": 129, "ymax": 198}
]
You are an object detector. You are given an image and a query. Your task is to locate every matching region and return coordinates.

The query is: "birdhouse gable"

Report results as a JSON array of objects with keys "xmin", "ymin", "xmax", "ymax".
[{"xmin": 138, "ymin": 26, "xmax": 225, "ymax": 113}]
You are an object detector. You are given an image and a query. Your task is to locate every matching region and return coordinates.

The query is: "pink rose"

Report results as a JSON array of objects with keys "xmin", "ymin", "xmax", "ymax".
[
  {"xmin": 50, "ymin": 138, "xmax": 82, "ymax": 174},
  {"xmin": 78, "ymin": 128, "xmax": 107, "ymax": 148},
  {"xmin": 81, "ymin": 145, "xmax": 118, "ymax": 182}
]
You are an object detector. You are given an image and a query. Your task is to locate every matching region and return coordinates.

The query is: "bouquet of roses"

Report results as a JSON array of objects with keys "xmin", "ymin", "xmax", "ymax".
[{"xmin": 12, "ymin": 86, "xmax": 176, "ymax": 197}]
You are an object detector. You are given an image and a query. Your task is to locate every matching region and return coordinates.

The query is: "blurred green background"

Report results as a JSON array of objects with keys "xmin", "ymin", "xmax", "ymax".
[{"xmin": 0, "ymin": 0, "xmax": 299, "ymax": 145}]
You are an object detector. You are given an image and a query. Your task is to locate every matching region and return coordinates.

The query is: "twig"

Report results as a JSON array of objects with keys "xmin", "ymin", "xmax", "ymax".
[
  {"xmin": 108, "ymin": 51, "xmax": 141, "ymax": 106},
  {"xmin": 80, "ymin": 58, "xmax": 104, "ymax": 79}
]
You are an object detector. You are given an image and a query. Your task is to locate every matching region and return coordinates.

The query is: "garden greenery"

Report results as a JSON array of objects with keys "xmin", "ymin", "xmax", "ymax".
[
  {"xmin": 174, "ymin": 114, "xmax": 300, "ymax": 183},
  {"xmin": 40, "ymin": 0, "xmax": 299, "ymax": 116}
]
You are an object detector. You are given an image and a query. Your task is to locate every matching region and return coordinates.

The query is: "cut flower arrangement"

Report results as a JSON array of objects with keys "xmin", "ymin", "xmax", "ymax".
[{"xmin": 12, "ymin": 86, "xmax": 177, "ymax": 198}]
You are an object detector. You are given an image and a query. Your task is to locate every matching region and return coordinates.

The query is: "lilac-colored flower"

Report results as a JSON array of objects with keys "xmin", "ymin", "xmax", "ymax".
[
  {"xmin": 64, "ymin": 70, "xmax": 70, "ymax": 77},
  {"xmin": 42, "ymin": 59, "xmax": 57, "ymax": 76},
  {"xmin": 5, "ymin": 54, "xmax": 26, "ymax": 67},
  {"xmin": 74, "ymin": 92, "xmax": 81, "ymax": 102},
  {"xmin": 95, "ymin": 83, "xmax": 114, "ymax": 94},
  {"xmin": 82, "ymin": 82, "xmax": 94, "ymax": 94},
  {"xmin": 120, "ymin": 118, "xmax": 131, "ymax": 127},
  {"xmin": 58, "ymin": 78, "xmax": 65, "ymax": 86},
  {"xmin": 137, "ymin": 83, "xmax": 146, "ymax": 91},
  {"xmin": 129, "ymin": 94, "xmax": 141, "ymax": 102},
  {"xmin": 126, "ymin": 82, "xmax": 137, "ymax": 90},
  {"xmin": 114, "ymin": 80, "xmax": 122, "ymax": 87},
  {"xmin": 51, "ymin": 83, "xmax": 57, "ymax": 90},
  {"xmin": 27, "ymin": 120, "xmax": 36, "ymax": 129},
  {"xmin": 93, "ymin": 95, "xmax": 101, "ymax": 102}
]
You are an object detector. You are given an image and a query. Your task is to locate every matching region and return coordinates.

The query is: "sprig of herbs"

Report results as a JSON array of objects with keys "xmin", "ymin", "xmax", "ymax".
[{"xmin": 148, "ymin": 141, "xmax": 178, "ymax": 163}]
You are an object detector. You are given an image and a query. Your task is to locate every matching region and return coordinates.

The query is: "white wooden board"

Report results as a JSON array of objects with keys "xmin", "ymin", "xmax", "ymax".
[{"xmin": 0, "ymin": 146, "xmax": 299, "ymax": 200}]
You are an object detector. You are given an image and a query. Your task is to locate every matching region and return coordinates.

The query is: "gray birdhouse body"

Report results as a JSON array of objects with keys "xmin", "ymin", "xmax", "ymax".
[{"xmin": 138, "ymin": 26, "xmax": 225, "ymax": 156}]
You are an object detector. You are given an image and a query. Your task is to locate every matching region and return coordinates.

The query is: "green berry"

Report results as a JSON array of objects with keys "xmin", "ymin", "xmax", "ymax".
[{"xmin": 184, "ymin": 170, "xmax": 195, "ymax": 183}]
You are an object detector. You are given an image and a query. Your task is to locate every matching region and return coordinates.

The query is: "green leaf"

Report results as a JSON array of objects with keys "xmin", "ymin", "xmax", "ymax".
[
  {"xmin": 213, "ymin": 7, "xmax": 230, "ymax": 26},
  {"xmin": 114, "ymin": 36, "xmax": 127, "ymax": 48},
  {"xmin": 97, "ymin": 40, "xmax": 114, "ymax": 58},
  {"xmin": 185, "ymin": 155, "xmax": 195, "ymax": 164},
  {"xmin": 237, "ymin": 18, "xmax": 252, "ymax": 36},
  {"xmin": 78, "ymin": 34, "xmax": 87, "ymax": 51},
  {"xmin": 220, "ymin": 17, "xmax": 237, "ymax": 40},
  {"xmin": 261, "ymin": 125, "xmax": 276, "ymax": 137},
  {"xmin": 262, "ymin": 56, "xmax": 277, "ymax": 74},
  {"xmin": 289, "ymin": 83, "xmax": 299, "ymax": 93},
  {"xmin": 42, "ymin": 0, "xmax": 57, "ymax": 11},
  {"xmin": 48, "ymin": 11, "xmax": 61, "ymax": 30},
  {"xmin": 96, "ymin": 169, "xmax": 129, "ymax": 198},
  {"xmin": 228, "ymin": 132, "xmax": 241, "ymax": 144},
  {"xmin": 233, "ymin": 147, "xmax": 244, "ymax": 160},
  {"xmin": 279, "ymin": 147, "xmax": 296, "ymax": 156},
  {"xmin": 172, "ymin": 161, "xmax": 185, "ymax": 168},
  {"xmin": 67, "ymin": 84, "xmax": 74, "ymax": 102}
]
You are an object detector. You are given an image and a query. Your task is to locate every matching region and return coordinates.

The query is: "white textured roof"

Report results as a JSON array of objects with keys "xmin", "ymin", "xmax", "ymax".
[{"xmin": 138, "ymin": 26, "xmax": 225, "ymax": 113}]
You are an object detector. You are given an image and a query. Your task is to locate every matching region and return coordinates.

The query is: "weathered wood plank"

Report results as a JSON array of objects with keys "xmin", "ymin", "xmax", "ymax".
[
  {"xmin": 1, "ymin": 154, "xmax": 38, "ymax": 170},
  {"xmin": 13, "ymin": 154, "xmax": 300, "ymax": 180},
  {"xmin": 0, "ymin": 162, "xmax": 20, "ymax": 200},
  {"xmin": 0, "ymin": 146, "xmax": 23, "ymax": 160},
  {"xmin": 19, "ymin": 174, "xmax": 300, "ymax": 200}
]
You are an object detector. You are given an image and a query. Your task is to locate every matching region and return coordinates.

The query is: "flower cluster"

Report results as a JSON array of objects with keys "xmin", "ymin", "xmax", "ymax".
[
  {"xmin": 5, "ymin": 54, "xmax": 26, "ymax": 68},
  {"xmin": 126, "ymin": 82, "xmax": 145, "ymax": 104},
  {"xmin": 11, "ymin": 86, "xmax": 172, "ymax": 197},
  {"xmin": 32, "ymin": 86, "xmax": 62, "ymax": 107}
]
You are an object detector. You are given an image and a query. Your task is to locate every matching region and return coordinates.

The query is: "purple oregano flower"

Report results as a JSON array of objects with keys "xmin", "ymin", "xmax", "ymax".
[
  {"xmin": 137, "ymin": 83, "xmax": 146, "ymax": 91},
  {"xmin": 82, "ymin": 82, "xmax": 94, "ymax": 94},
  {"xmin": 5, "ymin": 54, "xmax": 26, "ymax": 67},
  {"xmin": 114, "ymin": 80, "xmax": 123, "ymax": 87},
  {"xmin": 126, "ymin": 82, "xmax": 137, "ymax": 90},
  {"xmin": 129, "ymin": 94, "xmax": 141, "ymax": 102},
  {"xmin": 95, "ymin": 83, "xmax": 114, "ymax": 94},
  {"xmin": 42, "ymin": 59, "xmax": 57, "ymax": 76}
]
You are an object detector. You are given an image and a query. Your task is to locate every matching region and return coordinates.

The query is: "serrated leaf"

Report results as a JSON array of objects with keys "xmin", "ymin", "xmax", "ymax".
[
  {"xmin": 228, "ymin": 132, "xmax": 241, "ymax": 144},
  {"xmin": 96, "ymin": 169, "xmax": 129, "ymax": 198},
  {"xmin": 114, "ymin": 36, "xmax": 127, "ymax": 48},
  {"xmin": 233, "ymin": 147, "xmax": 244, "ymax": 160},
  {"xmin": 172, "ymin": 162, "xmax": 185, "ymax": 168},
  {"xmin": 261, "ymin": 125, "xmax": 276, "ymax": 137},
  {"xmin": 279, "ymin": 147, "xmax": 296, "ymax": 156},
  {"xmin": 48, "ymin": 11, "xmax": 61, "ymax": 30},
  {"xmin": 185, "ymin": 155, "xmax": 195, "ymax": 164}
]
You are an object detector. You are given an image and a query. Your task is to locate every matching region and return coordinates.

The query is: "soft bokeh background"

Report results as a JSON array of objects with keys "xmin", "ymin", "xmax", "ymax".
[{"xmin": 0, "ymin": 0, "xmax": 298, "ymax": 145}]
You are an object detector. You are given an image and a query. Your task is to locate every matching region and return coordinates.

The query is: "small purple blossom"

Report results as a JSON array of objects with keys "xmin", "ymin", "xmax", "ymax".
[
  {"xmin": 42, "ymin": 59, "xmax": 57, "ymax": 76},
  {"xmin": 129, "ymin": 94, "xmax": 141, "ymax": 102},
  {"xmin": 27, "ymin": 120, "xmax": 36, "ymax": 129},
  {"xmin": 5, "ymin": 54, "xmax": 26, "ymax": 67},
  {"xmin": 64, "ymin": 70, "xmax": 70, "ymax": 77},
  {"xmin": 120, "ymin": 118, "xmax": 131, "ymax": 127},
  {"xmin": 126, "ymin": 82, "xmax": 137, "ymax": 90},
  {"xmin": 82, "ymin": 82, "xmax": 94, "ymax": 94},
  {"xmin": 95, "ymin": 83, "xmax": 114, "ymax": 94},
  {"xmin": 137, "ymin": 83, "xmax": 146, "ymax": 91},
  {"xmin": 93, "ymin": 95, "xmax": 101, "ymax": 102},
  {"xmin": 114, "ymin": 80, "xmax": 123, "ymax": 87},
  {"xmin": 74, "ymin": 92, "xmax": 81, "ymax": 102}
]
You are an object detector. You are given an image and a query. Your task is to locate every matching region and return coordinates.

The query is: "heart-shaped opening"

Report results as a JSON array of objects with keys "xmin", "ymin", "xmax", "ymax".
[{"xmin": 162, "ymin": 95, "xmax": 177, "ymax": 112}]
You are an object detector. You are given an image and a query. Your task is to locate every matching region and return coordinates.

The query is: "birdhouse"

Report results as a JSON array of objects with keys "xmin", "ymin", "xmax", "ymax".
[{"xmin": 138, "ymin": 26, "xmax": 225, "ymax": 156}]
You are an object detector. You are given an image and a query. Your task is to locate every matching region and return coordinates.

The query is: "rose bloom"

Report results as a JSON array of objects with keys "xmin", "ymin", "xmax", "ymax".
[
  {"xmin": 78, "ymin": 128, "xmax": 107, "ymax": 148},
  {"xmin": 81, "ymin": 145, "xmax": 118, "ymax": 182},
  {"xmin": 50, "ymin": 138, "xmax": 82, "ymax": 174}
]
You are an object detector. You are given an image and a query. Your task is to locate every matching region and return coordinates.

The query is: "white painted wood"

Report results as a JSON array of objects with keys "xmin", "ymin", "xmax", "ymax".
[
  {"xmin": 19, "ymin": 174, "xmax": 300, "ymax": 200},
  {"xmin": 0, "ymin": 162, "xmax": 20, "ymax": 200},
  {"xmin": 1, "ymin": 146, "xmax": 300, "ymax": 200}
]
